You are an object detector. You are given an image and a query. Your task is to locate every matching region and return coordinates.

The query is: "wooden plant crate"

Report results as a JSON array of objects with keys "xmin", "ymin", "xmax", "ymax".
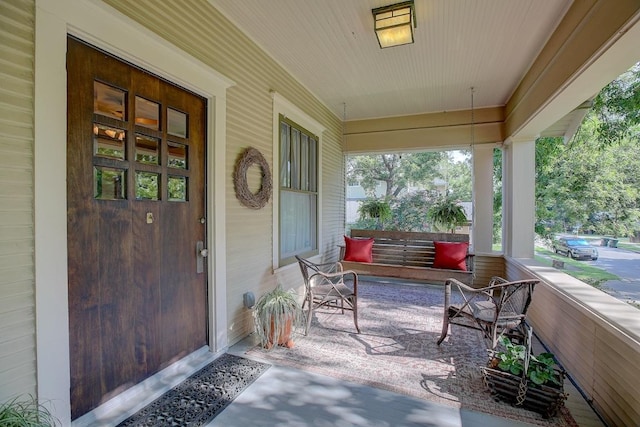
[{"xmin": 483, "ymin": 364, "xmax": 568, "ymax": 418}]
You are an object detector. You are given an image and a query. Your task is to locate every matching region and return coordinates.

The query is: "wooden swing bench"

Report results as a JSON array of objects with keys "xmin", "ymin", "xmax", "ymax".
[{"xmin": 339, "ymin": 229, "xmax": 474, "ymax": 285}]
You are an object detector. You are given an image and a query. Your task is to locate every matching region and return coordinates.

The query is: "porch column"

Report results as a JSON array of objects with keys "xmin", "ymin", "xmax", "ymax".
[
  {"xmin": 502, "ymin": 137, "xmax": 536, "ymax": 258},
  {"xmin": 472, "ymin": 144, "xmax": 495, "ymax": 253}
]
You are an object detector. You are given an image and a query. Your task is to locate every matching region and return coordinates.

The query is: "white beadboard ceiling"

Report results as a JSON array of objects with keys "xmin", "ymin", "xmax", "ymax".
[{"xmin": 209, "ymin": 0, "xmax": 572, "ymax": 121}]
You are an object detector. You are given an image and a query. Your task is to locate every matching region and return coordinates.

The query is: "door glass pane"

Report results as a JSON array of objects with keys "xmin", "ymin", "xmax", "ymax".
[
  {"xmin": 168, "ymin": 108, "xmax": 188, "ymax": 138},
  {"xmin": 93, "ymin": 124, "xmax": 125, "ymax": 160},
  {"xmin": 135, "ymin": 135, "xmax": 160, "ymax": 165},
  {"xmin": 135, "ymin": 96, "xmax": 160, "ymax": 130},
  {"xmin": 135, "ymin": 171, "xmax": 159, "ymax": 200},
  {"xmin": 168, "ymin": 176, "xmax": 188, "ymax": 201},
  {"xmin": 94, "ymin": 81, "xmax": 126, "ymax": 120},
  {"xmin": 168, "ymin": 142, "xmax": 188, "ymax": 169},
  {"xmin": 94, "ymin": 166, "xmax": 126, "ymax": 200}
]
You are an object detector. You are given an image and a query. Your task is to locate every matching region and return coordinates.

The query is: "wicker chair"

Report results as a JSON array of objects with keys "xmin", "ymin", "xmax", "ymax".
[
  {"xmin": 295, "ymin": 256, "xmax": 360, "ymax": 335},
  {"xmin": 436, "ymin": 276, "xmax": 538, "ymax": 348}
]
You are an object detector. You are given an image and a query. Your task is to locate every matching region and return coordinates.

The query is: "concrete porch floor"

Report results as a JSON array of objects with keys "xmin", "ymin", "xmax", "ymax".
[{"xmin": 72, "ymin": 334, "xmax": 605, "ymax": 427}]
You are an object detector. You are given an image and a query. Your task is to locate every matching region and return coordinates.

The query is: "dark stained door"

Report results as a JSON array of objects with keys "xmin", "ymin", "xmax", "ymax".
[{"xmin": 66, "ymin": 37, "xmax": 208, "ymax": 419}]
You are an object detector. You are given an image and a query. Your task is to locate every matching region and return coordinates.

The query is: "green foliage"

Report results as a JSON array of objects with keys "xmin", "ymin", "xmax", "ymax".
[
  {"xmin": 346, "ymin": 152, "xmax": 444, "ymax": 198},
  {"xmin": 495, "ymin": 335, "xmax": 526, "ymax": 376},
  {"xmin": 253, "ymin": 284, "xmax": 302, "ymax": 350},
  {"xmin": 529, "ymin": 352, "xmax": 562, "ymax": 386},
  {"xmin": 427, "ymin": 197, "xmax": 468, "ymax": 233},
  {"xmin": 591, "ymin": 62, "xmax": 640, "ymax": 146},
  {"xmin": 358, "ymin": 198, "xmax": 392, "ymax": 221},
  {"xmin": 494, "ymin": 336, "xmax": 562, "ymax": 387},
  {"xmin": 535, "ymin": 130, "xmax": 640, "ymax": 237},
  {"xmin": 386, "ymin": 190, "xmax": 439, "ymax": 231},
  {"xmin": 357, "ymin": 198, "xmax": 392, "ymax": 229},
  {"xmin": 0, "ymin": 395, "xmax": 58, "ymax": 427}
]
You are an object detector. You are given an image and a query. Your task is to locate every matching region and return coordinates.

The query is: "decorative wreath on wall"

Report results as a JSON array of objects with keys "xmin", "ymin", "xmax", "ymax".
[{"xmin": 233, "ymin": 147, "xmax": 272, "ymax": 209}]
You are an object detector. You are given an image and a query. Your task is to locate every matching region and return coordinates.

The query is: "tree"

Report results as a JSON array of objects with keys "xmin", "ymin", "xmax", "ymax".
[
  {"xmin": 347, "ymin": 152, "xmax": 443, "ymax": 198},
  {"xmin": 535, "ymin": 125, "xmax": 640, "ymax": 238},
  {"xmin": 440, "ymin": 150, "xmax": 472, "ymax": 200},
  {"xmin": 591, "ymin": 61, "xmax": 640, "ymax": 146},
  {"xmin": 387, "ymin": 190, "xmax": 439, "ymax": 232}
]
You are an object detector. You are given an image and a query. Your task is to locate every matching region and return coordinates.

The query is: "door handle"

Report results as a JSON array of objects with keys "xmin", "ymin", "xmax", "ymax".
[{"xmin": 196, "ymin": 241, "xmax": 207, "ymax": 274}]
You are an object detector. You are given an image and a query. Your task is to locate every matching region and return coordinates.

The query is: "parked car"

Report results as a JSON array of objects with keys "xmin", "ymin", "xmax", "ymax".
[{"xmin": 553, "ymin": 237, "xmax": 598, "ymax": 260}]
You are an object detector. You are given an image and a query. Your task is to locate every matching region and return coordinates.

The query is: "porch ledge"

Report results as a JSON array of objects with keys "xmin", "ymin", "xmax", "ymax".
[{"xmin": 511, "ymin": 258, "xmax": 640, "ymax": 345}]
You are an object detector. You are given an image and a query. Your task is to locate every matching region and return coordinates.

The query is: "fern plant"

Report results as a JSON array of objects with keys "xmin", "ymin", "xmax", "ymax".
[
  {"xmin": 358, "ymin": 198, "xmax": 392, "ymax": 229},
  {"xmin": 427, "ymin": 197, "xmax": 467, "ymax": 233},
  {"xmin": 253, "ymin": 284, "xmax": 302, "ymax": 350}
]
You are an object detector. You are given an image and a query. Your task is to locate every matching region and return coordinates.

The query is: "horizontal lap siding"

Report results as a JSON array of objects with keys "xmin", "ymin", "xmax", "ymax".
[
  {"xmin": 507, "ymin": 258, "xmax": 640, "ymax": 427},
  {"xmin": 104, "ymin": 0, "xmax": 344, "ymax": 345},
  {"xmin": 471, "ymin": 254, "xmax": 505, "ymax": 286},
  {"xmin": 0, "ymin": 0, "xmax": 36, "ymax": 400}
]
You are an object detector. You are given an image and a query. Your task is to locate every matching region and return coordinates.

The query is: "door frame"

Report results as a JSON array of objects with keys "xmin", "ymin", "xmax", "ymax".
[{"xmin": 34, "ymin": 1, "xmax": 234, "ymax": 424}]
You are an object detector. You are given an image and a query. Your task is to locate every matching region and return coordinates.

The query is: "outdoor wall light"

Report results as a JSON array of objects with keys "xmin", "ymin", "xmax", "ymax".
[{"xmin": 372, "ymin": 1, "xmax": 416, "ymax": 49}]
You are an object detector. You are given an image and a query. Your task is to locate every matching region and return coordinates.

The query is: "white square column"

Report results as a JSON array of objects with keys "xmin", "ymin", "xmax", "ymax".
[
  {"xmin": 472, "ymin": 144, "xmax": 495, "ymax": 253},
  {"xmin": 502, "ymin": 137, "xmax": 536, "ymax": 258}
]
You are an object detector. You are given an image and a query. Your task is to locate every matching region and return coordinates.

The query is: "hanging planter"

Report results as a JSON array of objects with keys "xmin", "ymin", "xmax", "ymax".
[{"xmin": 482, "ymin": 331, "xmax": 567, "ymax": 418}]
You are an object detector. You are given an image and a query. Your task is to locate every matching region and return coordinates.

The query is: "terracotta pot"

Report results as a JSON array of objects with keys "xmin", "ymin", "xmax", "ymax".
[{"xmin": 265, "ymin": 316, "xmax": 294, "ymax": 349}]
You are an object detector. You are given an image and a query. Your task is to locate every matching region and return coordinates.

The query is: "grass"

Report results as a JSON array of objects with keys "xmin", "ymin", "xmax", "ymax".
[
  {"xmin": 534, "ymin": 246, "xmax": 619, "ymax": 289},
  {"xmin": 0, "ymin": 395, "xmax": 58, "ymax": 426}
]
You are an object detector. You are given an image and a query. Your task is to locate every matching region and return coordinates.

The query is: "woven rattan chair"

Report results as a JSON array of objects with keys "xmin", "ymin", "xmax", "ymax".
[
  {"xmin": 295, "ymin": 256, "xmax": 360, "ymax": 335},
  {"xmin": 436, "ymin": 276, "xmax": 538, "ymax": 348}
]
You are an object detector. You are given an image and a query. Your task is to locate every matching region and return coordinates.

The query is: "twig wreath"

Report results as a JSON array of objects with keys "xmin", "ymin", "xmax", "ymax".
[{"xmin": 233, "ymin": 147, "xmax": 272, "ymax": 209}]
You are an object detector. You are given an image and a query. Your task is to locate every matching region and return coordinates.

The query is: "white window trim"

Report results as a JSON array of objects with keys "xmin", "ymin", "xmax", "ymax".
[{"xmin": 271, "ymin": 92, "xmax": 325, "ymax": 271}]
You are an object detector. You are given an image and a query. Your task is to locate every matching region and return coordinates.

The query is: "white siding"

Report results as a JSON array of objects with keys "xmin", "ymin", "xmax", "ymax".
[
  {"xmin": 0, "ymin": 0, "xmax": 36, "ymax": 400},
  {"xmin": 103, "ymin": 0, "xmax": 345, "ymax": 345}
]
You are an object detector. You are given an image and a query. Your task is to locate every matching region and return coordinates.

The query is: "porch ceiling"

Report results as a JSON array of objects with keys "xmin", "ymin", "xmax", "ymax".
[{"xmin": 209, "ymin": 0, "xmax": 573, "ymax": 123}]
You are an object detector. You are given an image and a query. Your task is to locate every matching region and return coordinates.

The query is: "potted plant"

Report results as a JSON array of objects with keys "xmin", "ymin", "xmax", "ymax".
[
  {"xmin": 0, "ymin": 395, "xmax": 58, "ymax": 426},
  {"xmin": 358, "ymin": 198, "xmax": 392, "ymax": 230},
  {"xmin": 427, "ymin": 196, "xmax": 468, "ymax": 233},
  {"xmin": 483, "ymin": 334, "xmax": 567, "ymax": 418},
  {"xmin": 253, "ymin": 284, "xmax": 303, "ymax": 350}
]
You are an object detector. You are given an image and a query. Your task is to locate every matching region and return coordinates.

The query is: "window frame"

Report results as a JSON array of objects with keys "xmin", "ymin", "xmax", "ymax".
[{"xmin": 271, "ymin": 92, "xmax": 325, "ymax": 269}]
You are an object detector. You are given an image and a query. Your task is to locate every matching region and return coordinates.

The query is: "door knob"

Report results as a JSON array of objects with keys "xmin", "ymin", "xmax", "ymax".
[{"xmin": 196, "ymin": 241, "xmax": 207, "ymax": 274}]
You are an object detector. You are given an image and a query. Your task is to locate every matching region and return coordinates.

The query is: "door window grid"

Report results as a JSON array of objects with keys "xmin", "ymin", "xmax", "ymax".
[{"xmin": 92, "ymin": 80, "xmax": 191, "ymax": 202}]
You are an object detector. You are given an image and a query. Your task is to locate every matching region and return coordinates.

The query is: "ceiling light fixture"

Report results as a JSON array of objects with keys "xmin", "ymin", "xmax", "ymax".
[{"xmin": 372, "ymin": 1, "xmax": 416, "ymax": 49}]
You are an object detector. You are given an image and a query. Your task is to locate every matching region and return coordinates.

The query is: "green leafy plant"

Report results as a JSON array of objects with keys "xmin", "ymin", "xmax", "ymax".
[
  {"xmin": 0, "ymin": 395, "xmax": 58, "ymax": 427},
  {"xmin": 253, "ymin": 284, "xmax": 303, "ymax": 350},
  {"xmin": 492, "ymin": 335, "xmax": 562, "ymax": 387},
  {"xmin": 427, "ymin": 196, "xmax": 467, "ymax": 233},
  {"xmin": 529, "ymin": 352, "xmax": 562, "ymax": 386},
  {"xmin": 494, "ymin": 335, "xmax": 527, "ymax": 376},
  {"xmin": 358, "ymin": 198, "xmax": 392, "ymax": 230}
]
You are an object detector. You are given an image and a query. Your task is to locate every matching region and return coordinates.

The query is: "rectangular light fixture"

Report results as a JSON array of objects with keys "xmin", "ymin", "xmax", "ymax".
[{"xmin": 372, "ymin": 1, "xmax": 416, "ymax": 49}]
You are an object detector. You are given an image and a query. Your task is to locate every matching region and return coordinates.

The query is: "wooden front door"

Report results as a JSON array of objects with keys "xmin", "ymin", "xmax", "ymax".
[{"xmin": 66, "ymin": 37, "xmax": 208, "ymax": 419}]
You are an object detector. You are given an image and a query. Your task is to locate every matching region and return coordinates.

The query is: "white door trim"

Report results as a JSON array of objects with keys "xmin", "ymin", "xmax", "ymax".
[{"xmin": 35, "ymin": 1, "xmax": 233, "ymax": 424}]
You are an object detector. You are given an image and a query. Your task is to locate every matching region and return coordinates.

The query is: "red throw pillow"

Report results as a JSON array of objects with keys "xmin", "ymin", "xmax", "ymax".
[
  {"xmin": 343, "ymin": 236, "xmax": 374, "ymax": 263},
  {"xmin": 433, "ymin": 241, "xmax": 469, "ymax": 271}
]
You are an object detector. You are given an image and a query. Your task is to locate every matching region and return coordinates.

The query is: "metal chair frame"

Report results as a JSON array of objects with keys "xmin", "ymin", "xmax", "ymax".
[
  {"xmin": 295, "ymin": 256, "xmax": 360, "ymax": 335},
  {"xmin": 437, "ymin": 276, "xmax": 538, "ymax": 348}
]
